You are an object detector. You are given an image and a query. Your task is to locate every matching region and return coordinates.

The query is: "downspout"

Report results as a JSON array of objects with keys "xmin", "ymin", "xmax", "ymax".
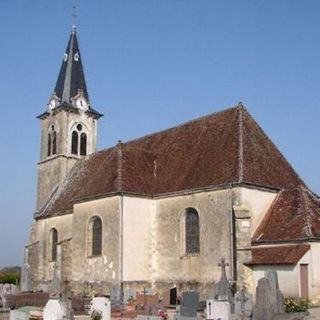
[
  {"xmin": 228, "ymin": 184, "xmax": 236, "ymax": 282},
  {"xmin": 117, "ymin": 141, "xmax": 124, "ymax": 303},
  {"xmin": 119, "ymin": 193, "xmax": 124, "ymax": 303}
]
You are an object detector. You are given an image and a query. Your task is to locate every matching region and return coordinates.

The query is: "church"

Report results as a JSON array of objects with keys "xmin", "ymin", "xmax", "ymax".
[{"xmin": 25, "ymin": 27, "xmax": 320, "ymax": 303}]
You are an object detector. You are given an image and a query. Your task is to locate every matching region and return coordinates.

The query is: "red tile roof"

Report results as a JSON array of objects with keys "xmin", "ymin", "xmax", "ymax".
[
  {"xmin": 246, "ymin": 244, "xmax": 310, "ymax": 265},
  {"xmin": 38, "ymin": 106, "xmax": 306, "ymax": 218},
  {"xmin": 253, "ymin": 187, "xmax": 320, "ymax": 242}
]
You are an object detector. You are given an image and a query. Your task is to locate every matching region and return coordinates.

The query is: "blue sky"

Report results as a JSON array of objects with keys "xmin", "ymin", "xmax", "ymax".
[{"xmin": 0, "ymin": 0, "xmax": 319, "ymax": 267}]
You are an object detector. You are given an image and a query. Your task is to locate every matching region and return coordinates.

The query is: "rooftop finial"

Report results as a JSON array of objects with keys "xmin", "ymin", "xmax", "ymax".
[{"xmin": 71, "ymin": 4, "xmax": 77, "ymax": 33}]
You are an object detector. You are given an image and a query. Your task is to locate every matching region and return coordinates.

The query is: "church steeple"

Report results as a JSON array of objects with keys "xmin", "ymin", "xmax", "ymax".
[
  {"xmin": 36, "ymin": 27, "xmax": 102, "ymax": 212},
  {"xmin": 53, "ymin": 26, "xmax": 89, "ymax": 106}
]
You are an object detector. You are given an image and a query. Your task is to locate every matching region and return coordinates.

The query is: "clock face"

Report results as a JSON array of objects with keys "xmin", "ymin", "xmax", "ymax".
[
  {"xmin": 76, "ymin": 97, "xmax": 88, "ymax": 110},
  {"xmin": 48, "ymin": 99, "xmax": 56, "ymax": 110}
]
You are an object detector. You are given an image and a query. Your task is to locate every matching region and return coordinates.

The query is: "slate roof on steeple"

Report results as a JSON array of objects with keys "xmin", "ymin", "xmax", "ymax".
[
  {"xmin": 54, "ymin": 26, "xmax": 89, "ymax": 104},
  {"xmin": 37, "ymin": 105, "xmax": 318, "ymax": 226}
]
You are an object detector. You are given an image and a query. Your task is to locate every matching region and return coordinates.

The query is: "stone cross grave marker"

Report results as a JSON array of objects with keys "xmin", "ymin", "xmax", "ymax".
[
  {"xmin": 213, "ymin": 258, "xmax": 233, "ymax": 312},
  {"xmin": 234, "ymin": 286, "xmax": 252, "ymax": 317}
]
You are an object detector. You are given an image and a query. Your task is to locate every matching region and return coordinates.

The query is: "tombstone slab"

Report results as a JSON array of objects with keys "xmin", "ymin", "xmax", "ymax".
[
  {"xmin": 43, "ymin": 297, "xmax": 65, "ymax": 320},
  {"xmin": 265, "ymin": 271, "xmax": 285, "ymax": 315},
  {"xmin": 212, "ymin": 301, "xmax": 231, "ymax": 320},
  {"xmin": 20, "ymin": 263, "xmax": 32, "ymax": 292}
]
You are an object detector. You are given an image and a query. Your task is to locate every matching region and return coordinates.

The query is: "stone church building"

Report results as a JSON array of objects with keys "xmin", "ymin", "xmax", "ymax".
[{"xmin": 26, "ymin": 27, "xmax": 320, "ymax": 302}]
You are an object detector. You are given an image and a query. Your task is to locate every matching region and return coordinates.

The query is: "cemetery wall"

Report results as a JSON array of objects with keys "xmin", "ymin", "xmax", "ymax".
[
  {"xmin": 71, "ymin": 196, "xmax": 120, "ymax": 294},
  {"xmin": 153, "ymin": 188, "xmax": 233, "ymax": 299},
  {"xmin": 122, "ymin": 196, "xmax": 154, "ymax": 282}
]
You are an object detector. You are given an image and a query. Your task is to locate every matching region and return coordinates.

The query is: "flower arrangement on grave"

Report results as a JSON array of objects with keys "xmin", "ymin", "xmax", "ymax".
[
  {"xmin": 284, "ymin": 298, "xmax": 309, "ymax": 313},
  {"xmin": 91, "ymin": 310, "xmax": 103, "ymax": 320}
]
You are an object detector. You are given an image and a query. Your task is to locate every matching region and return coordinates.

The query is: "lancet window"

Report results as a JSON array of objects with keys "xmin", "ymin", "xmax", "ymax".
[{"xmin": 87, "ymin": 216, "xmax": 102, "ymax": 257}]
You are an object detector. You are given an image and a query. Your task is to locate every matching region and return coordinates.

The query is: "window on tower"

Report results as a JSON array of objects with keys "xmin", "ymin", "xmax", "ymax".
[
  {"xmin": 71, "ymin": 131, "xmax": 78, "ymax": 154},
  {"xmin": 47, "ymin": 133, "xmax": 51, "ymax": 157},
  {"xmin": 80, "ymin": 133, "xmax": 87, "ymax": 156},
  {"xmin": 71, "ymin": 123, "xmax": 87, "ymax": 156},
  {"xmin": 47, "ymin": 124, "xmax": 57, "ymax": 157}
]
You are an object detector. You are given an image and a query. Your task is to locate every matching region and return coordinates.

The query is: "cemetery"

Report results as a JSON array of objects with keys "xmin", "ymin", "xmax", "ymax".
[{"xmin": 0, "ymin": 259, "xmax": 319, "ymax": 320}]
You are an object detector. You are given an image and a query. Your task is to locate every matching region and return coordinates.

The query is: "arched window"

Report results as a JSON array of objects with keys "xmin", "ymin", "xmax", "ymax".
[
  {"xmin": 71, "ymin": 131, "xmax": 78, "ymax": 154},
  {"xmin": 80, "ymin": 132, "xmax": 87, "ymax": 156},
  {"xmin": 71, "ymin": 123, "xmax": 88, "ymax": 156},
  {"xmin": 47, "ymin": 133, "xmax": 51, "ymax": 157},
  {"xmin": 52, "ymin": 131, "xmax": 57, "ymax": 155},
  {"xmin": 47, "ymin": 124, "xmax": 57, "ymax": 157},
  {"xmin": 87, "ymin": 216, "xmax": 102, "ymax": 257},
  {"xmin": 185, "ymin": 208, "xmax": 200, "ymax": 254},
  {"xmin": 50, "ymin": 228, "xmax": 58, "ymax": 261}
]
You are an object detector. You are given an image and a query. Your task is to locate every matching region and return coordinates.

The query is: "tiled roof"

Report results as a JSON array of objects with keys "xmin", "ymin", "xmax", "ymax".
[
  {"xmin": 38, "ymin": 105, "xmax": 306, "ymax": 217},
  {"xmin": 253, "ymin": 186, "xmax": 320, "ymax": 242},
  {"xmin": 246, "ymin": 244, "xmax": 310, "ymax": 265}
]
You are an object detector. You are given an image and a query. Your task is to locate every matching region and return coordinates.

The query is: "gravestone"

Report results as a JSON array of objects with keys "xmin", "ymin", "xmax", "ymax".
[
  {"xmin": 234, "ymin": 286, "xmax": 252, "ymax": 317},
  {"xmin": 137, "ymin": 316, "xmax": 162, "ymax": 320},
  {"xmin": 213, "ymin": 258, "xmax": 233, "ymax": 310},
  {"xmin": 211, "ymin": 301, "xmax": 231, "ymax": 320},
  {"xmin": 265, "ymin": 271, "xmax": 285, "ymax": 315},
  {"xmin": 43, "ymin": 297, "xmax": 65, "ymax": 320},
  {"xmin": 179, "ymin": 291, "xmax": 199, "ymax": 320},
  {"xmin": 170, "ymin": 287, "xmax": 177, "ymax": 305},
  {"xmin": 110, "ymin": 285, "xmax": 121, "ymax": 304},
  {"xmin": 90, "ymin": 297, "xmax": 111, "ymax": 320},
  {"xmin": 123, "ymin": 288, "xmax": 136, "ymax": 304},
  {"xmin": 252, "ymin": 278, "xmax": 273, "ymax": 320},
  {"xmin": 20, "ymin": 263, "xmax": 32, "ymax": 292}
]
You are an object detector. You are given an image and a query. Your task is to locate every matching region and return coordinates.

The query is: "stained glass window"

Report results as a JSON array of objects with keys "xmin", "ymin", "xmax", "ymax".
[{"xmin": 185, "ymin": 208, "xmax": 200, "ymax": 254}]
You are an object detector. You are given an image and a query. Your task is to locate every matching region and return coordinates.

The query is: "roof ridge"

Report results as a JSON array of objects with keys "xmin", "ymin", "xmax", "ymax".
[
  {"xmin": 299, "ymin": 187, "xmax": 314, "ymax": 238},
  {"xmin": 116, "ymin": 141, "xmax": 123, "ymax": 191},
  {"xmin": 238, "ymin": 106, "xmax": 244, "ymax": 183},
  {"xmin": 242, "ymin": 109, "xmax": 306, "ymax": 188},
  {"xmin": 124, "ymin": 104, "xmax": 240, "ymax": 146}
]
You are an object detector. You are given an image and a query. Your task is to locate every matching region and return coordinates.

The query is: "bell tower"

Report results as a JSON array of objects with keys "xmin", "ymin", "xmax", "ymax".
[{"xmin": 36, "ymin": 26, "xmax": 102, "ymax": 213}]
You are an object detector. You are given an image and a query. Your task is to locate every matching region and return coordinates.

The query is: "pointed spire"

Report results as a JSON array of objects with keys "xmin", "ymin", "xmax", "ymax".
[{"xmin": 53, "ymin": 26, "xmax": 89, "ymax": 105}]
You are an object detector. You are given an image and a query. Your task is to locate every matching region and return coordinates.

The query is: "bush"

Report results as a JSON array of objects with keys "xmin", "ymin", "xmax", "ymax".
[
  {"xmin": 0, "ymin": 272, "xmax": 20, "ymax": 284},
  {"xmin": 284, "ymin": 298, "xmax": 309, "ymax": 313}
]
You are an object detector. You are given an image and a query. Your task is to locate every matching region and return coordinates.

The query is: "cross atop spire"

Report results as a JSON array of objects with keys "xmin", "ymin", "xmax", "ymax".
[{"xmin": 53, "ymin": 26, "xmax": 89, "ymax": 106}]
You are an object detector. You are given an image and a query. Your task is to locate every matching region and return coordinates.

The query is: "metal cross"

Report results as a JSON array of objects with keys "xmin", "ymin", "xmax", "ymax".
[{"xmin": 71, "ymin": 4, "xmax": 78, "ymax": 29}]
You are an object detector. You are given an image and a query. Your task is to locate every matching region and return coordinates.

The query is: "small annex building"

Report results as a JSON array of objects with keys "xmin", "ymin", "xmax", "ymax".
[{"xmin": 25, "ymin": 27, "xmax": 320, "ymax": 303}]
